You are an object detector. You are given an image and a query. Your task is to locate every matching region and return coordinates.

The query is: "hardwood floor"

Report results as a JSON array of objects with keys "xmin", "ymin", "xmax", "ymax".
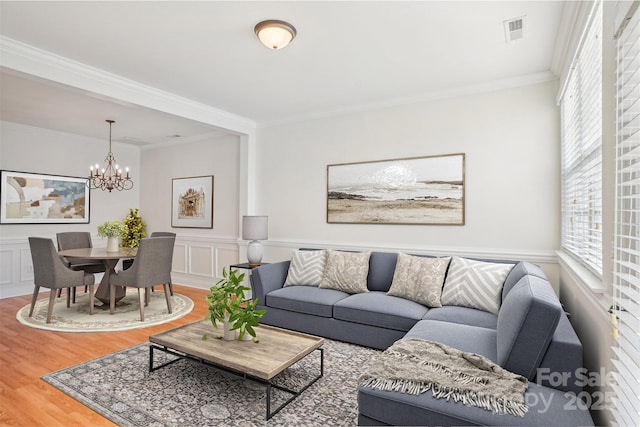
[{"xmin": 0, "ymin": 285, "xmax": 210, "ymax": 426}]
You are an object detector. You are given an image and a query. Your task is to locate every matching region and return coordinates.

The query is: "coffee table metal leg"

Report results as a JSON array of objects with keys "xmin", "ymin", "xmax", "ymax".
[
  {"xmin": 265, "ymin": 347, "xmax": 324, "ymax": 420},
  {"xmin": 149, "ymin": 344, "xmax": 184, "ymax": 372},
  {"xmin": 266, "ymin": 383, "xmax": 272, "ymax": 420}
]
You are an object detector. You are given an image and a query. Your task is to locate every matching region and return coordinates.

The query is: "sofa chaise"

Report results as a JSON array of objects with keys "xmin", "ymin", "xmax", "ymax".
[{"xmin": 250, "ymin": 249, "xmax": 594, "ymax": 426}]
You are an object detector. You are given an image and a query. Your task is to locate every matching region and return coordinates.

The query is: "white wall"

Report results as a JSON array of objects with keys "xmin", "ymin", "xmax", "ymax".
[
  {"xmin": 139, "ymin": 134, "xmax": 242, "ymax": 289},
  {"xmin": 256, "ymin": 81, "xmax": 561, "ymax": 279},
  {"xmin": 0, "ymin": 121, "xmax": 141, "ymax": 297},
  {"xmin": 0, "ymin": 122, "xmax": 245, "ymax": 296},
  {"xmin": 0, "ymin": 81, "xmax": 563, "ymax": 294}
]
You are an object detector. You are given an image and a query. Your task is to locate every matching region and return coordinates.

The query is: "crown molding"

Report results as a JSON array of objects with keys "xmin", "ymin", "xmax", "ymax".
[
  {"xmin": 1, "ymin": 35, "xmax": 556, "ymax": 134},
  {"xmin": 0, "ymin": 36, "xmax": 256, "ymax": 136},
  {"xmin": 550, "ymin": 1, "xmax": 582, "ymax": 78},
  {"xmin": 258, "ymin": 71, "xmax": 557, "ymax": 128}
]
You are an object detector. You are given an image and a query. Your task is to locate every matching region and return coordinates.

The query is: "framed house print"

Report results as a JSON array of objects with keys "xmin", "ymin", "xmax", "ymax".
[
  {"xmin": 327, "ymin": 153, "xmax": 465, "ymax": 225},
  {"xmin": 171, "ymin": 175, "xmax": 214, "ymax": 228},
  {"xmin": 0, "ymin": 170, "xmax": 90, "ymax": 224}
]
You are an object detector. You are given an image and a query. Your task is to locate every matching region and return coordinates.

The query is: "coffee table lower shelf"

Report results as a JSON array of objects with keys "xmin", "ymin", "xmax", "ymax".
[{"xmin": 149, "ymin": 344, "xmax": 324, "ymax": 420}]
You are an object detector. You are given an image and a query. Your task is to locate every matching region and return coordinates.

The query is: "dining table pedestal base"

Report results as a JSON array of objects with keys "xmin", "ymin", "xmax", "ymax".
[
  {"xmin": 94, "ymin": 258, "xmax": 126, "ymax": 305},
  {"xmin": 58, "ymin": 247, "xmax": 136, "ymax": 307}
]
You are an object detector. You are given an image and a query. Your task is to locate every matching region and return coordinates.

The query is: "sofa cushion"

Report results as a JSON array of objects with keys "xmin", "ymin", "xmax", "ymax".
[
  {"xmin": 320, "ymin": 249, "xmax": 371, "ymax": 294},
  {"xmin": 387, "ymin": 253, "xmax": 450, "ymax": 307},
  {"xmin": 283, "ymin": 249, "xmax": 326, "ymax": 287},
  {"xmin": 535, "ymin": 313, "xmax": 584, "ymax": 394},
  {"xmin": 367, "ymin": 251, "xmax": 398, "ymax": 292},
  {"xmin": 265, "ymin": 286, "xmax": 349, "ymax": 318},
  {"xmin": 422, "ymin": 306, "xmax": 498, "ymax": 329},
  {"xmin": 440, "ymin": 256, "xmax": 514, "ymax": 314},
  {"xmin": 358, "ymin": 382, "xmax": 594, "ymax": 427},
  {"xmin": 502, "ymin": 261, "xmax": 548, "ymax": 302},
  {"xmin": 497, "ymin": 275, "xmax": 562, "ymax": 379},
  {"xmin": 333, "ymin": 292, "xmax": 428, "ymax": 332},
  {"xmin": 404, "ymin": 320, "xmax": 497, "ymax": 361}
]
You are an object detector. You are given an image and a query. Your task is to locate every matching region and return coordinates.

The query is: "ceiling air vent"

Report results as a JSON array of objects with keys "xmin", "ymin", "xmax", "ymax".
[{"xmin": 504, "ymin": 16, "xmax": 525, "ymax": 43}]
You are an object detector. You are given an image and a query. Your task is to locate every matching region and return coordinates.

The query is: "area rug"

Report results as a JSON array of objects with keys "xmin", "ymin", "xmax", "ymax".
[
  {"xmin": 16, "ymin": 289, "xmax": 194, "ymax": 332},
  {"xmin": 42, "ymin": 338, "xmax": 380, "ymax": 426}
]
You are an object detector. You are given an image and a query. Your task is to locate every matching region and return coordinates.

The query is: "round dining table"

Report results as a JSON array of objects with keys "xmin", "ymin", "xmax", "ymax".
[{"xmin": 58, "ymin": 247, "xmax": 137, "ymax": 305}]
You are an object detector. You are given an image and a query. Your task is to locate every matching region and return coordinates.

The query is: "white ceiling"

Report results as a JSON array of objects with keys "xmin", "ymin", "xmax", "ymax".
[{"xmin": 0, "ymin": 1, "xmax": 566, "ymax": 145}]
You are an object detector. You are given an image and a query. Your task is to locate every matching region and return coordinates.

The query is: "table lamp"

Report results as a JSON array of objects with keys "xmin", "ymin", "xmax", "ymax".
[{"xmin": 242, "ymin": 216, "xmax": 268, "ymax": 266}]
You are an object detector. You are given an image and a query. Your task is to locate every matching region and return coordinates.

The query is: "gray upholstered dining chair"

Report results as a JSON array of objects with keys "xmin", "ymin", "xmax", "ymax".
[
  {"xmin": 28, "ymin": 237, "xmax": 96, "ymax": 323},
  {"xmin": 149, "ymin": 231, "xmax": 176, "ymax": 295},
  {"xmin": 109, "ymin": 236, "xmax": 174, "ymax": 321},
  {"xmin": 56, "ymin": 232, "xmax": 106, "ymax": 273},
  {"xmin": 56, "ymin": 231, "xmax": 106, "ymax": 302}
]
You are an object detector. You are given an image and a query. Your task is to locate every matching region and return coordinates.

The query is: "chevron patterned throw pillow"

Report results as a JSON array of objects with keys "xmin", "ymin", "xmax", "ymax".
[
  {"xmin": 440, "ymin": 256, "xmax": 515, "ymax": 314},
  {"xmin": 284, "ymin": 250, "xmax": 327, "ymax": 287}
]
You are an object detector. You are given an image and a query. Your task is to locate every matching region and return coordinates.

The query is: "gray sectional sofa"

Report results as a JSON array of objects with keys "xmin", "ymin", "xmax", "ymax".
[{"xmin": 250, "ymin": 250, "xmax": 594, "ymax": 426}]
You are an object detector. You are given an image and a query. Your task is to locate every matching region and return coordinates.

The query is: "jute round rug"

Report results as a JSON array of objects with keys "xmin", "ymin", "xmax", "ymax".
[{"xmin": 16, "ymin": 288, "xmax": 194, "ymax": 332}]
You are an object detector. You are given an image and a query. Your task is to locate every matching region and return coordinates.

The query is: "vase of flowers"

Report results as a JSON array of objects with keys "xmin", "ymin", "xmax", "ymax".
[{"xmin": 97, "ymin": 220, "xmax": 127, "ymax": 252}]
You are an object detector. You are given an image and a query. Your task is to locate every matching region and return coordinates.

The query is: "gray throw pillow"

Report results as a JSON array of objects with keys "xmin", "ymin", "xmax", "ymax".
[
  {"xmin": 440, "ymin": 256, "xmax": 514, "ymax": 314},
  {"xmin": 284, "ymin": 250, "xmax": 326, "ymax": 287},
  {"xmin": 319, "ymin": 249, "xmax": 370, "ymax": 294},
  {"xmin": 387, "ymin": 253, "xmax": 451, "ymax": 307}
]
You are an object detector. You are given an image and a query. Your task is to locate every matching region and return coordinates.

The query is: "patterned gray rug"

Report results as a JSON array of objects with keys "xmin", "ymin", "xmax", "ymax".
[{"xmin": 42, "ymin": 338, "xmax": 380, "ymax": 426}]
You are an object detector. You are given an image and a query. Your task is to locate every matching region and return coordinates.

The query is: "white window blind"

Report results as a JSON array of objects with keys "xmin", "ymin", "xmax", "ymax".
[
  {"xmin": 612, "ymin": 3, "xmax": 640, "ymax": 425},
  {"xmin": 560, "ymin": 1, "xmax": 603, "ymax": 275}
]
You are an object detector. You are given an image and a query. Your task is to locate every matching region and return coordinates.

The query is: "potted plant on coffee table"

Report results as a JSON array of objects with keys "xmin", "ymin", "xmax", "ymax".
[{"xmin": 204, "ymin": 267, "xmax": 266, "ymax": 342}]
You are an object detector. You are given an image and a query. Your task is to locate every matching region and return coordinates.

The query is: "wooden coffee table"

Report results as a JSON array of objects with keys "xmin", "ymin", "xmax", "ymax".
[{"xmin": 148, "ymin": 320, "xmax": 324, "ymax": 420}]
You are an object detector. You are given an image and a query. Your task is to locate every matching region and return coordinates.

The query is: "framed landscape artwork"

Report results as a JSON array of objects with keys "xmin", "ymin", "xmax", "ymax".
[
  {"xmin": 171, "ymin": 175, "xmax": 214, "ymax": 228},
  {"xmin": 327, "ymin": 153, "xmax": 465, "ymax": 225},
  {"xmin": 0, "ymin": 170, "xmax": 90, "ymax": 224}
]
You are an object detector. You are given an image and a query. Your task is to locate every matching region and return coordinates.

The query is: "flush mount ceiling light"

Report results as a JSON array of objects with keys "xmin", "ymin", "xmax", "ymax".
[{"xmin": 254, "ymin": 20, "xmax": 297, "ymax": 50}]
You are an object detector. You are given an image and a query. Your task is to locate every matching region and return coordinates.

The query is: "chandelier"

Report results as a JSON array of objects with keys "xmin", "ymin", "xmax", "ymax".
[{"xmin": 88, "ymin": 120, "xmax": 133, "ymax": 192}]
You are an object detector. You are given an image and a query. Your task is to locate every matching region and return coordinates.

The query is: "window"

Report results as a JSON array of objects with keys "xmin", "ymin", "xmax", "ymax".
[
  {"xmin": 560, "ymin": 1, "xmax": 603, "ymax": 276},
  {"xmin": 612, "ymin": 3, "xmax": 640, "ymax": 425}
]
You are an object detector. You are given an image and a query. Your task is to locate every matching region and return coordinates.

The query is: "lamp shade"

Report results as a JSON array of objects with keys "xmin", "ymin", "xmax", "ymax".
[{"xmin": 242, "ymin": 216, "xmax": 268, "ymax": 241}]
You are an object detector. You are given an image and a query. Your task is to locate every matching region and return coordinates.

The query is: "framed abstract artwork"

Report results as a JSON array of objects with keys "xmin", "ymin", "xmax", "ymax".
[
  {"xmin": 171, "ymin": 175, "xmax": 214, "ymax": 228},
  {"xmin": 327, "ymin": 153, "xmax": 465, "ymax": 225},
  {"xmin": 0, "ymin": 170, "xmax": 90, "ymax": 224}
]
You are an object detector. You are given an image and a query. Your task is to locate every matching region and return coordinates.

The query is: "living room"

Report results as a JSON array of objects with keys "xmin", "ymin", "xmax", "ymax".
[{"xmin": 0, "ymin": 1, "xmax": 637, "ymax": 426}]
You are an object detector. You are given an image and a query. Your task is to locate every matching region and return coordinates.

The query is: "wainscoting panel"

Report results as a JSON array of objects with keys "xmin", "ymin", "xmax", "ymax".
[
  {"xmin": 1, "ymin": 235, "xmax": 559, "ymax": 298},
  {"xmin": 215, "ymin": 247, "xmax": 241, "ymax": 277},
  {"xmin": 170, "ymin": 236, "xmax": 239, "ymax": 290},
  {"xmin": 0, "ymin": 235, "xmax": 241, "ymax": 297},
  {"xmin": 20, "ymin": 247, "xmax": 34, "ymax": 282},
  {"xmin": 188, "ymin": 245, "xmax": 215, "ymax": 278},
  {"xmin": 0, "ymin": 249, "xmax": 13, "ymax": 285},
  {"xmin": 173, "ymin": 243, "xmax": 188, "ymax": 274},
  {"xmin": 0, "ymin": 238, "xmax": 34, "ymax": 298}
]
